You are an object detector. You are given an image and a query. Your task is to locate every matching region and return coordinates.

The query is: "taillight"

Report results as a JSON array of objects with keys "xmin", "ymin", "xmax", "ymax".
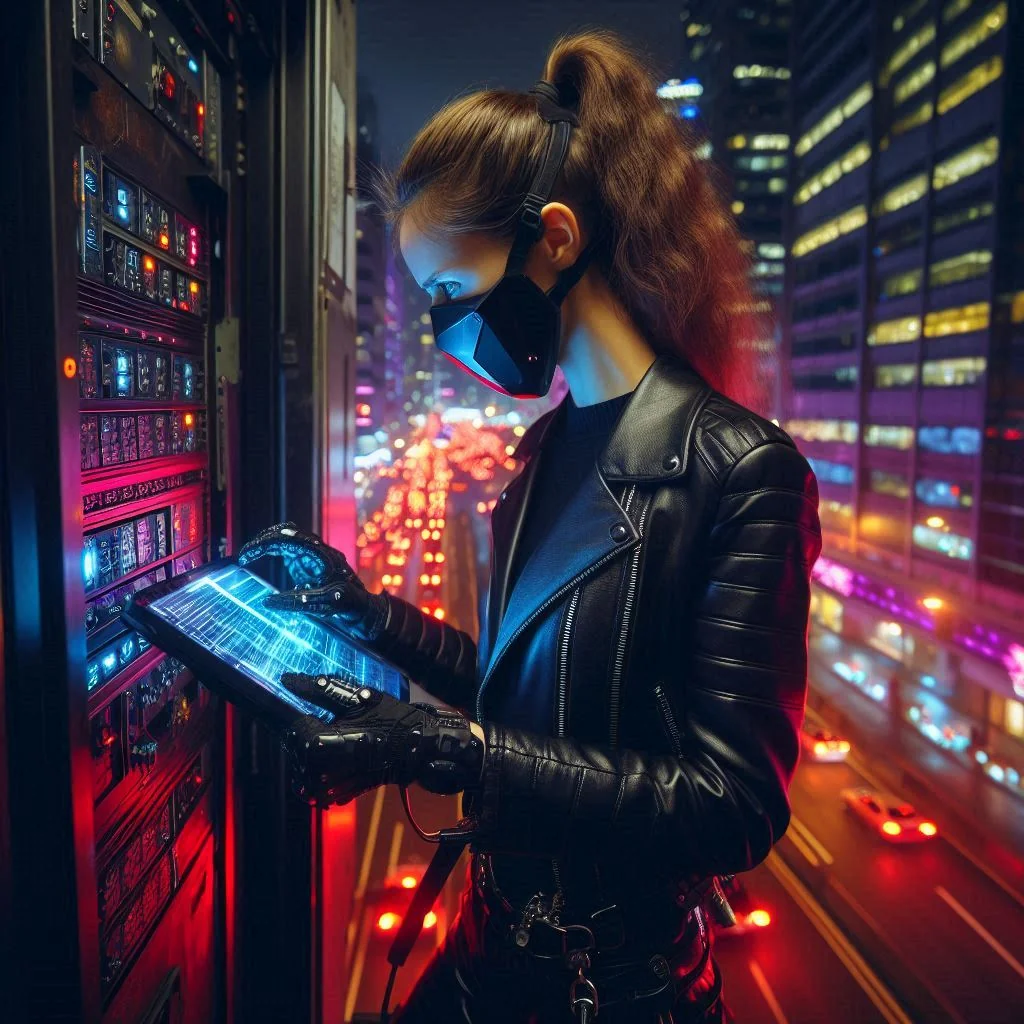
[
  {"xmin": 400, "ymin": 875, "xmax": 417, "ymax": 889},
  {"xmin": 748, "ymin": 909, "xmax": 771, "ymax": 928},
  {"xmin": 423, "ymin": 911, "xmax": 437, "ymax": 929},
  {"xmin": 814, "ymin": 741, "xmax": 827, "ymax": 756},
  {"xmin": 377, "ymin": 912, "xmax": 399, "ymax": 931},
  {"xmin": 838, "ymin": 741, "xmax": 851, "ymax": 752},
  {"xmin": 918, "ymin": 821, "xmax": 938, "ymax": 837},
  {"xmin": 881, "ymin": 821, "xmax": 902, "ymax": 837}
]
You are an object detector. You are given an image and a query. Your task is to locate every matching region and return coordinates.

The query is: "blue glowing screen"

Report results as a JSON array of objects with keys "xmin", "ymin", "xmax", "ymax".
[{"xmin": 144, "ymin": 564, "xmax": 405, "ymax": 720}]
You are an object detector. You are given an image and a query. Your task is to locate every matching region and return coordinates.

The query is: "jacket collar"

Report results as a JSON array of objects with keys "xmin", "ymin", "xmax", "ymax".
[
  {"xmin": 479, "ymin": 354, "xmax": 712, "ymax": 710},
  {"xmin": 513, "ymin": 355, "xmax": 711, "ymax": 482}
]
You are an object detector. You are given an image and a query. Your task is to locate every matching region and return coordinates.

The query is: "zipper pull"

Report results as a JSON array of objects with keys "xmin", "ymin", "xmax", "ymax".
[{"xmin": 514, "ymin": 895, "xmax": 543, "ymax": 947}]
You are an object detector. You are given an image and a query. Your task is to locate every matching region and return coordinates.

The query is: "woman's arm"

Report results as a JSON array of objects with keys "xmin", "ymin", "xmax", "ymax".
[{"xmin": 465, "ymin": 441, "xmax": 821, "ymax": 877}]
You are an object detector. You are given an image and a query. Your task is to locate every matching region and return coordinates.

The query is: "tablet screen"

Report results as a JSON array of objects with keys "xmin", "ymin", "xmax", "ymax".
[{"xmin": 143, "ymin": 563, "xmax": 405, "ymax": 720}]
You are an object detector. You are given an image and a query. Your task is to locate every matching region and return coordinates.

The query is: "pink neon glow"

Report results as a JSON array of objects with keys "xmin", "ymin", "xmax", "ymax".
[
  {"xmin": 356, "ymin": 417, "xmax": 373, "ymax": 427},
  {"xmin": 355, "ymin": 385, "xmax": 375, "ymax": 395},
  {"xmin": 1002, "ymin": 644, "xmax": 1024, "ymax": 700},
  {"xmin": 811, "ymin": 556, "xmax": 854, "ymax": 597}
]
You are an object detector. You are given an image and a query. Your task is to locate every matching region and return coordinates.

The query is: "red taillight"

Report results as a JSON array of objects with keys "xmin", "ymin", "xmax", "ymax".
[
  {"xmin": 881, "ymin": 821, "xmax": 902, "ymax": 837},
  {"xmin": 377, "ymin": 912, "xmax": 399, "ymax": 932},
  {"xmin": 838, "ymin": 741, "xmax": 851, "ymax": 753},
  {"xmin": 814, "ymin": 741, "xmax": 828, "ymax": 756},
  {"xmin": 748, "ymin": 909, "xmax": 771, "ymax": 928},
  {"xmin": 918, "ymin": 821, "xmax": 938, "ymax": 837},
  {"xmin": 423, "ymin": 911, "xmax": 437, "ymax": 929},
  {"xmin": 400, "ymin": 875, "xmax": 417, "ymax": 889}
]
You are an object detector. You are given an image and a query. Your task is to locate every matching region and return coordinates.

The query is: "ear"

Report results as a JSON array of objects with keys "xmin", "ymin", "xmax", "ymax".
[{"xmin": 537, "ymin": 202, "xmax": 580, "ymax": 268}]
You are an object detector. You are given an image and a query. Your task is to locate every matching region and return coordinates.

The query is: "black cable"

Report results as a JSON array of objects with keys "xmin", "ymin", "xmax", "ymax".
[{"xmin": 379, "ymin": 961, "xmax": 400, "ymax": 1024}]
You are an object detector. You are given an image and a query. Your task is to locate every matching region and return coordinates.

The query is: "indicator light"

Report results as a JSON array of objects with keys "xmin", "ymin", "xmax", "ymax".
[
  {"xmin": 918, "ymin": 821, "xmax": 938, "ymax": 836},
  {"xmin": 117, "ymin": 205, "xmax": 129, "ymax": 221},
  {"xmin": 748, "ymin": 909, "xmax": 771, "ymax": 928},
  {"xmin": 922, "ymin": 595, "xmax": 944, "ymax": 611},
  {"xmin": 433, "ymin": 608, "xmax": 445, "ymax": 620},
  {"xmin": 63, "ymin": 357, "xmax": 77, "ymax": 378},
  {"xmin": 376, "ymin": 912, "xmax": 399, "ymax": 932},
  {"xmin": 189, "ymin": 280, "xmax": 199, "ymax": 295},
  {"xmin": 143, "ymin": 256, "xmax": 155, "ymax": 272},
  {"xmin": 188, "ymin": 59, "xmax": 199, "ymax": 74},
  {"xmin": 400, "ymin": 876, "xmax": 417, "ymax": 889},
  {"xmin": 159, "ymin": 231, "xmax": 169, "ymax": 248},
  {"xmin": 814, "ymin": 741, "xmax": 828, "ymax": 757},
  {"xmin": 183, "ymin": 413, "xmax": 194, "ymax": 427}
]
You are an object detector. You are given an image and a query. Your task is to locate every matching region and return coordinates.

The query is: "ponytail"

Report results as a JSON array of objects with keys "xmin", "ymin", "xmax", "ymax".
[{"xmin": 373, "ymin": 30, "xmax": 772, "ymax": 415}]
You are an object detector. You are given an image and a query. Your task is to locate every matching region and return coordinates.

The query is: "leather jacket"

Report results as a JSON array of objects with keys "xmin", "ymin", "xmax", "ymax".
[{"xmin": 374, "ymin": 354, "xmax": 822, "ymax": 923}]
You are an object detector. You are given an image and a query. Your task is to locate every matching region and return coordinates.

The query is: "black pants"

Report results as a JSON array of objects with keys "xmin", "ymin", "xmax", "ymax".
[{"xmin": 393, "ymin": 880, "xmax": 730, "ymax": 1024}]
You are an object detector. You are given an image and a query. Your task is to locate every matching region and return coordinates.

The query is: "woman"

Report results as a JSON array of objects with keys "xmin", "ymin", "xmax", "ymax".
[{"xmin": 240, "ymin": 30, "xmax": 821, "ymax": 1024}]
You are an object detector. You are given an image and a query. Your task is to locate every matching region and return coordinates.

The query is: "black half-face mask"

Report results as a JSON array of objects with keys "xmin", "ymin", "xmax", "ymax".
[{"xmin": 428, "ymin": 81, "xmax": 599, "ymax": 399}]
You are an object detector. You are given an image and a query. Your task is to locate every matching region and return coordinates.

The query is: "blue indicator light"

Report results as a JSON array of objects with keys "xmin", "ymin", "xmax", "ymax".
[
  {"xmin": 116, "ymin": 355, "xmax": 129, "ymax": 372},
  {"xmin": 101, "ymin": 651, "xmax": 119, "ymax": 678},
  {"xmin": 84, "ymin": 171, "xmax": 98, "ymax": 194},
  {"xmin": 188, "ymin": 58, "xmax": 198, "ymax": 74},
  {"xmin": 679, "ymin": 105, "xmax": 699, "ymax": 119},
  {"xmin": 119, "ymin": 636, "xmax": 137, "ymax": 665},
  {"xmin": 117, "ymin": 187, "xmax": 128, "ymax": 204},
  {"xmin": 87, "ymin": 661, "xmax": 101, "ymax": 690},
  {"xmin": 118, "ymin": 205, "xmax": 129, "ymax": 221},
  {"xmin": 83, "ymin": 545, "xmax": 97, "ymax": 589}
]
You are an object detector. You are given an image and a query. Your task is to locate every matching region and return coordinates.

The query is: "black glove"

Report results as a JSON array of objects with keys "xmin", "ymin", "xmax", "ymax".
[
  {"xmin": 237, "ymin": 522, "xmax": 388, "ymax": 639},
  {"xmin": 279, "ymin": 673, "xmax": 485, "ymax": 806}
]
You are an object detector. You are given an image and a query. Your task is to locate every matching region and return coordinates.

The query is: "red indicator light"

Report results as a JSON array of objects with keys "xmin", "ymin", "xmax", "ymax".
[
  {"xmin": 161, "ymin": 70, "xmax": 176, "ymax": 99},
  {"xmin": 184, "ymin": 413, "xmax": 195, "ymax": 427},
  {"xmin": 197, "ymin": 103, "xmax": 205, "ymax": 116},
  {"xmin": 400, "ymin": 875, "xmax": 417, "ymax": 889},
  {"xmin": 377, "ymin": 912, "xmax": 399, "ymax": 932},
  {"xmin": 158, "ymin": 232, "xmax": 169, "ymax": 248},
  {"xmin": 63, "ymin": 357, "xmax": 77, "ymax": 379},
  {"xmin": 189, "ymin": 281, "xmax": 199, "ymax": 295},
  {"xmin": 143, "ymin": 256, "xmax": 155, "ymax": 272},
  {"xmin": 748, "ymin": 909, "xmax": 771, "ymax": 928}
]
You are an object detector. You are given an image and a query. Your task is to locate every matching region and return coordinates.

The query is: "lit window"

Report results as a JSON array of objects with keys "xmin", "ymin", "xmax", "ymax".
[
  {"xmin": 870, "ymin": 469, "xmax": 910, "ymax": 498},
  {"xmin": 733, "ymin": 64, "xmax": 791, "ymax": 80},
  {"xmin": 686, "ymin": 22, "xmax": 709, "ymax": 37},
  {"xmin": 727, "ymin": 134, "xmax": 747, "ymax": 149},
  {"xmin": 917, "ymin": 424, "xmax": 980, "ymax": 454},
  {"xmin": 940, "ymin": 3, "xmax": 1007, "ymax": 69},
  {"xmin": 943, "ymin": 0, "xmax": 974, "ymax": 22},
  {"xmin": 1012, "ymin": 291, "xmax": 1024, "ymax": 324},
  {"xmin": 420, "ymin": 333, "xmax": 433, "ymax": 345},
  {"xmin": 913, "ymin": 522, "xmax": 973, "ymax": 560},
  {"xmin": 892, "ymin": 100, "xmax": 934, "ymax": 137},
  {"xmin": 873, "ymin": 173, "xmax": 928, "ymax": 216},
  {"xmin": 786, "ymin": 419, "xmax": 858, "ymax": 443},
  {"xmin": 893, "ymin": 61, "xmax": 936, "ymax": 106},
  {"xmin": 880, "ymin": 268, "xmax": 923, "ymax": 299},
  {"xmin": 921, "ymin": 356, "xmax": 986, "ymax": 386},
  {"xmin": 1006, "ymin": 699, "xmax": 1024, "ymax": 739},
  {"xmin": 932, "ymin": 197, "xmax": 994, "ymax": 235},
  {"xmin": 731, "ymin": 200, "xmax": 745, "ymax": 214},
  {"xmin": 792, "ymin": 142, "xmax": 871, "ymax": 206},
  {"xmin": 932, "ymin": 137, "xmax": 998, "ymax": 189},
  {"xmin": 894, "ymin": 0, "xmax": 929, "ymax": 32},
  {"xmin": 751, "ymin": 261, "xmax": 785, "ymax": 276},
  {"xmin": 749, "ymin": 134, "xmax": 790, "ymax": 150},
  {"xmin": 735, "ymin": 154, "xmax": 788, "ymax": 171},
  {"xmin": 875, "ymin": 363, "xmax": 918, "ymax": 388},
  {"xmin": 792, "ymin": 205, "xmax": 868, "ymax": 257},
  {"xmin": 881, "ymin": 22, "xmax": 936, "ymax": 87},
  {"xmin": 767, "ymin": 177, "xmax": 787, "ymax": 193},
  {"xmin": 864, "ymin": 425, "xmax": 915, "ymax": 449},
  {"xmin": 928, "ymin": 250, "xmax": 992, "ymax": 288},
  {"xmin": 923, "ymin": 302, "xmax": 990, "ymax": 337},
  {"xmin": 868, "ymin": 316, "xmax": 921, "ymax": 346},
  {"xmin": 758, "ymin": 242, "xmax": 786, "ymax": 259},
  {"xmin": 915, "ymin": 478, "xmax": 972, "ymax": 507},
  {"xmin": 937, "ymin": 55, "xmax": 1003, "ymax": 114},
  {"xmin": 807, "ymin": 458, "xmax": 855, "ymax": 485},
  {"xmin": 795, "ymin": 82, "xmax": 872, "ymax": 158}
]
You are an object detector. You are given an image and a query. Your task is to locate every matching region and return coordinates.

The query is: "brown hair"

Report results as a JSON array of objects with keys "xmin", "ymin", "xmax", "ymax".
[{"xmin": 371, "ymin": 30, "xmax": 772, "ymax": 414}]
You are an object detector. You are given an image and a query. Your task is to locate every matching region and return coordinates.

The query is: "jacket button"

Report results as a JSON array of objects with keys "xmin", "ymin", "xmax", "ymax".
[
  {"xmin": 610, "ymin": 523, "xmax": 629, "ymax": 542},
  {"xmin": 662, "ymin": 453, "xmax": 680, "ymax": 472}
]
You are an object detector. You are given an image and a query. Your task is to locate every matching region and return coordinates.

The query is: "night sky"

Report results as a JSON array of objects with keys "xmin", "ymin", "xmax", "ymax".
[{"xmin": 357, "ymin": 0, "xmax": 683, "ymax": 167}]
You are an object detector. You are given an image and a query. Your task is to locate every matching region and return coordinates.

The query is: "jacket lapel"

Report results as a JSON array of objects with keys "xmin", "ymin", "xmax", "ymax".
[{"xmin": 481, "ymin": 464, "xmax": 638, "ymax": 693}]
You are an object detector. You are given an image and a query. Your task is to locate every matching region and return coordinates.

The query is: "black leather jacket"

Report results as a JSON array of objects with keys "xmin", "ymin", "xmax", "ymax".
[{"xmin": 374, "ymin": 355, "xmax": 821, "ymax": 920}]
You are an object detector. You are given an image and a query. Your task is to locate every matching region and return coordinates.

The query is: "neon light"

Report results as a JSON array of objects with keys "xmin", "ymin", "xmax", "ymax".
[{"xmin": 1002, "ymin": 644, "xmax": 1024, "ymax": 699}]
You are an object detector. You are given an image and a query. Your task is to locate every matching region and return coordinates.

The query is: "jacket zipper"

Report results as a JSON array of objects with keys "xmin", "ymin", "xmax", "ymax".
[
  {"xmin": 550, "ymin": 586, "xmax": 582, "ymax": 912},
  {"xmin": 608, "ymin": 488, "xmax": 649, "ymax": 749},
  {"xmin": 653, "ymin": 683, "xmax": 683, "ymax": 757}
]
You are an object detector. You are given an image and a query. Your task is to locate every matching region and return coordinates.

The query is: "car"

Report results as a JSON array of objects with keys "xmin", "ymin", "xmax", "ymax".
[
  {"xmin": 710, "ymin": 875, "xmax": 773, "ymax": 938},
  {"xmin": 841, "ymin": 787, "xmax": 939, "ymax": 843},
  {"xmin": 800, "ymin": 726, "xmax": 851, "ymax": 763}
]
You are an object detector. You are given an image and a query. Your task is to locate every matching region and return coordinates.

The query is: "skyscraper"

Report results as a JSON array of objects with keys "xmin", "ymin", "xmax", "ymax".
[
  {"xmin": 674, "ymin": 0, "xmax": 795, "ymax": 410},
  {"xmin": 783, "ymin": 0, "xmax": 1023, "ymax": 796}
]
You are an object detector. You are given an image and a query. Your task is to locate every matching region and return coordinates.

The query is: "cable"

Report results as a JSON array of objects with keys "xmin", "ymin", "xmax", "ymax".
[{"xmin": 379, "ymin": 961, "xmax": 400, "ymax": 1024}]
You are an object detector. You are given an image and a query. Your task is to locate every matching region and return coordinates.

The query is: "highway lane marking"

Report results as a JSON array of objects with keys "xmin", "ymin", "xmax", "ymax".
[
  {"xmin": 784, "ymin": 825, "xmax": 821, "ymax": 867},
  {"xmin": 936, "ymin": 886, "xmax": 1024, "ymax": 983},
  {"xmin": 789, "ymin": 814, "xmax": 834, "ymax": 864},
  {"xmin": 749, "ymin": 960, "xmax": 790, "ymax": 1024},
  {"xmin": 766, "ymin": 851, "xmax": 914, "ymax": 1024}
]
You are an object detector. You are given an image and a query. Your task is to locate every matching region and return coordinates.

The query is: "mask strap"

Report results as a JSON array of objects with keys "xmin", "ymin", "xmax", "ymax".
[{"xmin": 546, "ymin": 235, "xmax": 602, "ymax": 306}]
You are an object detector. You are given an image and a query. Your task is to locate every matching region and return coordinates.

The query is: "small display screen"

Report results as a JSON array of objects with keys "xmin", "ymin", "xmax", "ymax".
[{"xmin": 141, "ymin": 564, "xmax": 405, "ymax": 720}]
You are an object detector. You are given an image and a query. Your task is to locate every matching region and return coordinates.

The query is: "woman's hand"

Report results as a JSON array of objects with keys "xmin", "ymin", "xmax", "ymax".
[
  {"xmin": 279, "ymin": 672, "xmax": 485, "ymax": 806},
  {"xmin": 237, "ymin": 522, "xmax": 388, "ymax": 636}
]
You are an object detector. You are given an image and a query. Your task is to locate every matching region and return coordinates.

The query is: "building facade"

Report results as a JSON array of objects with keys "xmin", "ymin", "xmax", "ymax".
[{"xmin": 783, "ymin": 0, "xmax": 1024, "ymax": 798}]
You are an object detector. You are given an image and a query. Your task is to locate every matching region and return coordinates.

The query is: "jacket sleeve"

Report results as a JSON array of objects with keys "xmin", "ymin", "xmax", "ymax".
[
  {"xmin": 371, "ymin": 594, "xmax": 479, "ymax": 713},
  {"xmin": 465, "ymin": 441, "xmax": 821, "ymax": 876}
]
